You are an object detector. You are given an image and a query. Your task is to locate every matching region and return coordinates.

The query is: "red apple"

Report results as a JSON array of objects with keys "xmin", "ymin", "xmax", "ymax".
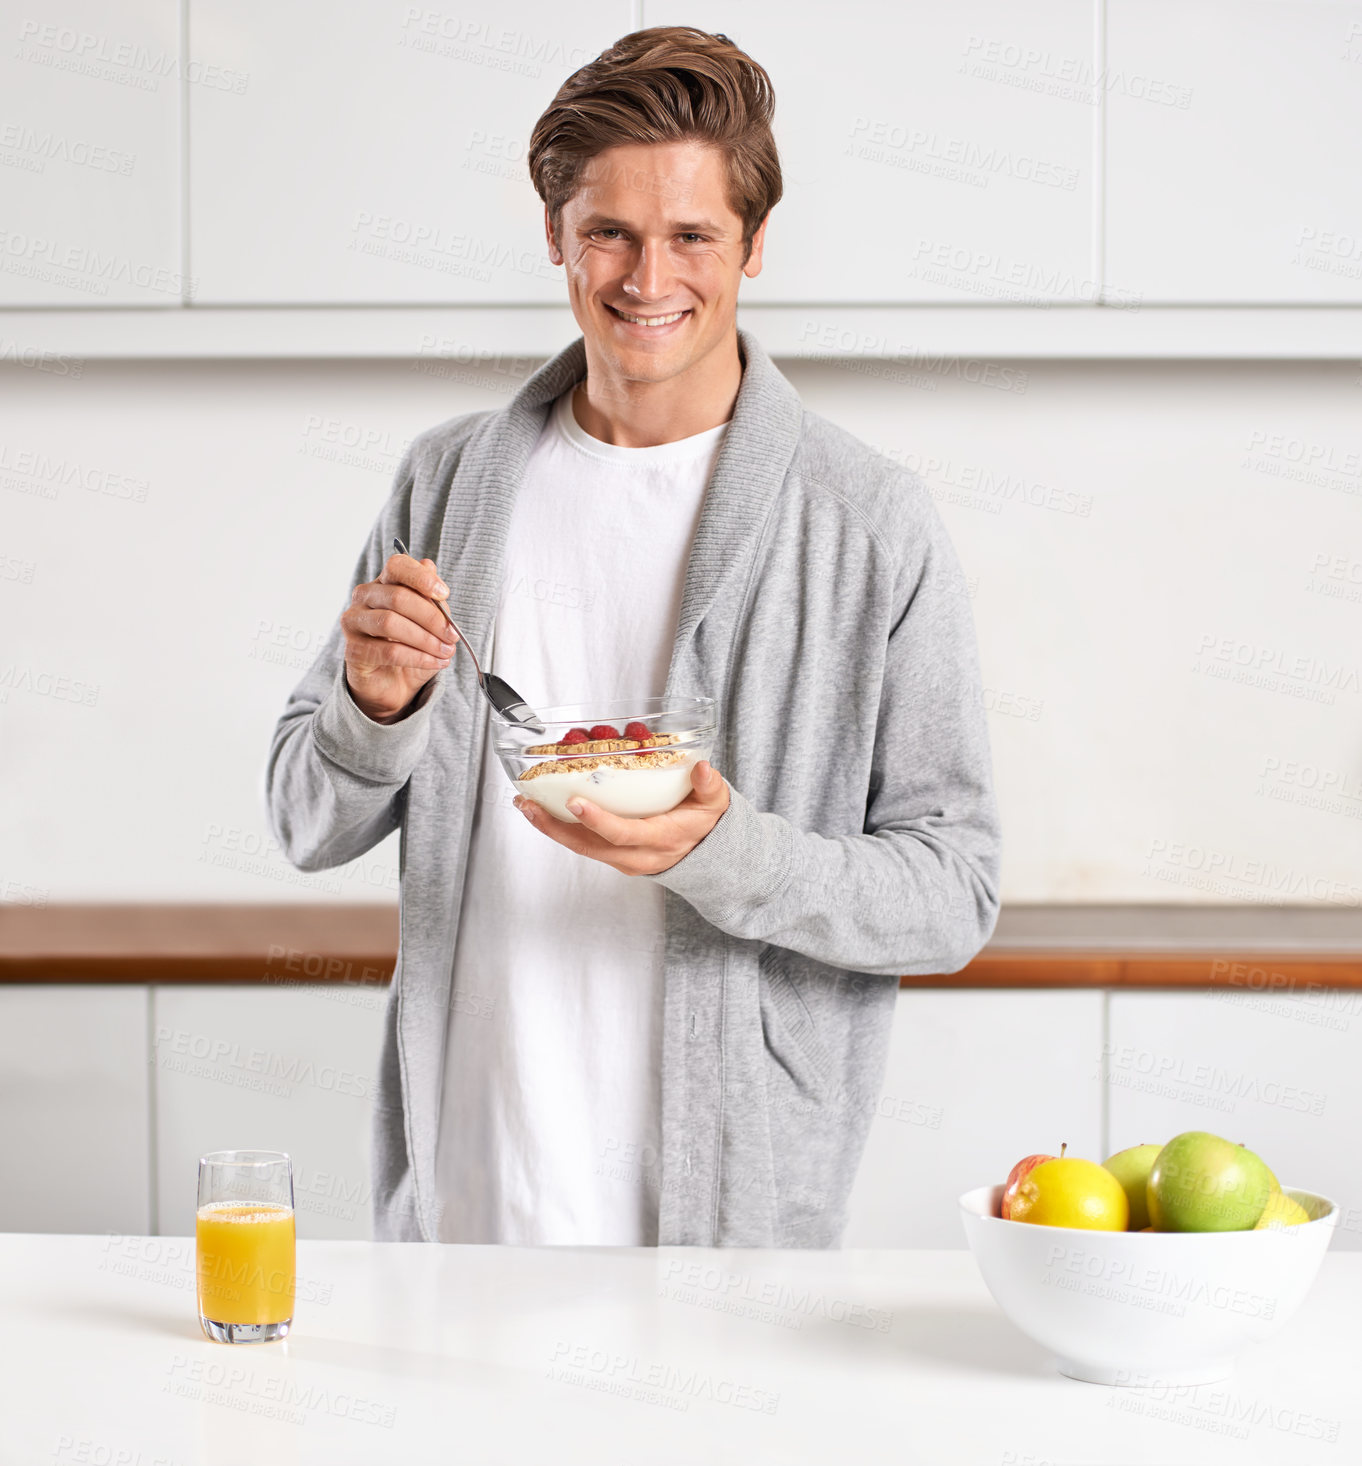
[{"xmin": 1001, "ymin": 1142, "xmax": 1067, "ymax": 1219}]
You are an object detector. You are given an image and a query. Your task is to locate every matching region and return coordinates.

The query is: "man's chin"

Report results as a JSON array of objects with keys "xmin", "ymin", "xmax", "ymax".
[{"xmin": 589, "ymin": 341, "xmax": 694, "ymax": 384}]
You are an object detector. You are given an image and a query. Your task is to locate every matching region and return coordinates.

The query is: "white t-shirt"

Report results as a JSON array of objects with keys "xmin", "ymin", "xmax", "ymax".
[{"xmin": 432, "ymin": 381, "xmax": 730, "ymax": 1244}]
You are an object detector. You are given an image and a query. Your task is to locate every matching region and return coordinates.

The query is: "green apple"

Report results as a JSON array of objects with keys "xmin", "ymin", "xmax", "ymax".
[
  {"xmin": 1245, "ymin": 1146, "xmax": 1280, "ymax": 1193},
  {"xmin": 1147, "ymin": 1131, "xmax": 1273, "ymax": 1232},
  {"xmin": 1234, "ymin": 1139, "xmax": 1280, "ymax": 1193},
  {"xmin": 1102, "ymin": 1143, "xmax": 1162, "ymax": 1231}
]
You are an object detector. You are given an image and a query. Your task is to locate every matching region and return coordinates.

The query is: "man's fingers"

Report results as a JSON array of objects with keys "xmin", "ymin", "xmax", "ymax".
[
  {"xmin": 379, "ymin": 551, "xmax": 449, "ymax": 601},
  {"xmin": 346, "ymin": 637, "xmax": 452, "ymax": 672},
  {"xmin": 514, "ymin": 786, "xmax": 725, "ymax": 877},
  {"xmin": 360, "ymin": 583, "xmax": 457, "ymax": 650},
  {"xmin": 549, "ymin": 766, "xmax": 727, "ymax": 844},
  {"xmin": 516, "ymin": 797, "xmax": 598, "ymax": 854},
  {"xmin": 660, "ymin": 762, "xmax": 726, "ymax": 814},
  {"xmin": 346, "ymin": 605, "xmax": 455, "ymax": 660},
  {"xmin": 515, "ymin": 794, "xmax": 635, "ymax": 848},
  {"xmin": 690, "ymin": 761, "xmax": 726, "ymax": 802},
  {"xmin": 563, "ymin": 797, "xmax": 644, "ymax": 846}
]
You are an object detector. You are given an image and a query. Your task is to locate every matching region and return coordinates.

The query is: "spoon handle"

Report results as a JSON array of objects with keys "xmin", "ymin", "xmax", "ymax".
[
  {"xmin": 390, "ymin": 537, "xmax": 483, "ymax": 685},
  {"xmin": 389, "ymin": 537, "xmax": 543, "ymax": 732}
]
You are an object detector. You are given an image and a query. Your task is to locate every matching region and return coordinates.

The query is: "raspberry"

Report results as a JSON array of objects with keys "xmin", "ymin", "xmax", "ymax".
[
  {"xmin": 560, "ymin": 728, "xmax": 590, "ymax": 745},
  {"xmin": 623, "ymin": 721, "xmax": 652, "ymax": 742},
  {"xmin": 588, "ymin": 724, "xmax": 620, "ymax": 740}
]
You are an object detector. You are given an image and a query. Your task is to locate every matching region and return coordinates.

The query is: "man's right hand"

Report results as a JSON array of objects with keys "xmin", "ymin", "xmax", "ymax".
[{"xmin": 341, "ymin": 553, "xmax": 459, "ymax": 723}]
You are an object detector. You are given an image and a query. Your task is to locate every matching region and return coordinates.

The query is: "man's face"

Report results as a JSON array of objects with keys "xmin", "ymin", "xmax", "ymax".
[{"xmin": 545, "ymin": 139, "xmax": 766, "ymax": 388}]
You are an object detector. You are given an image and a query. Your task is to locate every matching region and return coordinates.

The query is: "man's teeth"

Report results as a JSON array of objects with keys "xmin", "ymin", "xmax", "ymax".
[{"xmin": 614, "ymin": 308, "xmax": 688, "ymax": 326}]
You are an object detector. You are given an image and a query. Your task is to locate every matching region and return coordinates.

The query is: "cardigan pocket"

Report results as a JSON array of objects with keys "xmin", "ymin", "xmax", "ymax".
[{"xmin": 757, "ymin": 946, "xmax": 837, "ymax": 1102}]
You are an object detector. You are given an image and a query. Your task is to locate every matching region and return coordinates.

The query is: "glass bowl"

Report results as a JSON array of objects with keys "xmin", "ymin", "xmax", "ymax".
[{"xmin": 491, "ymin": 696, "xmax": 715, "ymax": 823}]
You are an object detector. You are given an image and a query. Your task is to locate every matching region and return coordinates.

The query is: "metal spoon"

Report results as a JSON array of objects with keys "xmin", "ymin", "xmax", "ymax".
[{"xmin": 391, "ymin": 537, "xmax": 544, "ymax": 733}]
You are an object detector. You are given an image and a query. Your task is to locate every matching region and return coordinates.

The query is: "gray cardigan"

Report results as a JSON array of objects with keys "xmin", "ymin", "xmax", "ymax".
[{"xmin": 265, "ymin": 327, "xmax": 1002, "ymax": 1246}]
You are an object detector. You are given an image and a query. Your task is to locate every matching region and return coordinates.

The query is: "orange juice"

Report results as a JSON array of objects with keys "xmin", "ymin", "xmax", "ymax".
[{"xmin": 196, "ymin": 1200, "xmax": 296, "ymax": 1325}]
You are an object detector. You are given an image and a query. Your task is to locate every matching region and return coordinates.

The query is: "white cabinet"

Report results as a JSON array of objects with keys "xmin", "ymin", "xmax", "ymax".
[
  {"xmin": 188, "ymin": 0, "xmax": 632, "ymax": 302},
  {"xmin": 843, "ymin": 989, "xmax": 1105, "ymax": 1247},
  {"xmin": 153, "ymin": 984, "xmax": 387, "ymax": 1239},
  {"xmin": 644, "ymin": 1, "xmax": 1094, "ymax": 304},
  {"xmin": 1106, "ymin": 1, "xmax": 1362, "ymax": 303},
  {"xmin": 0, "ymin": 0, "xmax": 182, "ymax": 306},
  {"xmin": 8, "ymin": 0, "xmax": 1362, "ymax": 315},
  {"xmin": 1, "ymin": 979, "xmax": 1355, "ymax": 1247},
  {"xmin": 1108, "ymin": 991, "xmax": 1362, "ymax": 1250},
  {"xmin": 0, "ymin": 987, "xmax": 150, "ymax": 1233}
]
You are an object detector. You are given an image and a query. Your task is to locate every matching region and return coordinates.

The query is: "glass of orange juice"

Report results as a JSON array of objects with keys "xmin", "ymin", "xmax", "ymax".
[{"xmin": 196, "ymin": 1150, "xmax": 296, "ymax": 1343}]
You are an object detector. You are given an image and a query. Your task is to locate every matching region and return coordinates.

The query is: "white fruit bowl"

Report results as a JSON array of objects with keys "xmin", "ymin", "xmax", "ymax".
[{"xmin": 959, "ymin": 1182, "xmax": 1337, "ymax": 1386}]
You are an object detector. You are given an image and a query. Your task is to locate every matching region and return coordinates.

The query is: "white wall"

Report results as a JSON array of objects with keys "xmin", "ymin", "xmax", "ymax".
[
  {"xmin": 5, "ymin": 1, "xmax": 1359, "ymax": 1264},
  {"xmin": 3, "ymin": 352, "xmax": 1359, "ymax": 905}
]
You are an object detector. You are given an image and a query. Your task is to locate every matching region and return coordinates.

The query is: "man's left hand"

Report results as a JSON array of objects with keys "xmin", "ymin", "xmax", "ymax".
[{"xmin": 513, "ymin": 761, "xmax": 730, "ymax": 875}]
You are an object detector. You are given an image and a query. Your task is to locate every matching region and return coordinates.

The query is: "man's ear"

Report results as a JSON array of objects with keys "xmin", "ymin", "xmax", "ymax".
[
  {"xmin": 743, "ymin": 212, "xmax": 770, "ymax": 279},
  {"xmin": 545, "ymin": 204, "xmax": 562, "ymax": 265}
]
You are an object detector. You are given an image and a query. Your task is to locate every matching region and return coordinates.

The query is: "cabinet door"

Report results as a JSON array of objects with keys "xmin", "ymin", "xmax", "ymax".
[
  {"xmin": 154, "ymin": 984, "xmax": 387, "ymax": 1239},
  {"xmin": 0, "ymin": 986, "xmax": 150, "ymax": 1232},
  {"xmin": 189, "ymin": 0, "xmax": 632, "ymax": 302},
  {"xmin": 644, "ymin": 1, "xmax": 1094, "ymax": 304},
  {"xmin": 844, "ymin": 989, "xmax": 1105, "ymax": 1247},
  {"xmin": 1108, "ymin": 990, "xmax": 1362, "ymax": 1248},
  {"xmin": 0, "ymin": 0, "xmax": 182, "ymax": 305},
  {"xmin": 1106, "ymin": 1, "xmax": 1362, "ymax": 302}
]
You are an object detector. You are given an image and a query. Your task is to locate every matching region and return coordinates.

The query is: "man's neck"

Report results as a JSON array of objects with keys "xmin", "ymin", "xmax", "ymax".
[{"xmin": 571, "ymin": 333, "xmax": 743, "ymax": 448}]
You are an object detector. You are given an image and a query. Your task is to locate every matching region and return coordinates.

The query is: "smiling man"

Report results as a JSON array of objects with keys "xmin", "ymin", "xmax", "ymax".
[{"xmin": 267, "ymin": 26, "xmax": 1001, "ymax": 1247}]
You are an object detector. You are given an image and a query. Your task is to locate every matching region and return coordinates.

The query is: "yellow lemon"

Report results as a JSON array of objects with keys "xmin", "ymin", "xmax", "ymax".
[
  {"xmin": 1254, "ymin": 1192, "xmax": 1310, "ymax": 1229},
  {"xmin": 1010, "ymin": 1157, "xmax": 1130, "ymax": 1231}
]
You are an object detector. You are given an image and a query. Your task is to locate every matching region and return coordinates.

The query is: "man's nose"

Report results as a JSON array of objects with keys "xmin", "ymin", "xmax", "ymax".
[{"xmin": 623, "ymin": 243, "xmax": 676, "ymax": 300}]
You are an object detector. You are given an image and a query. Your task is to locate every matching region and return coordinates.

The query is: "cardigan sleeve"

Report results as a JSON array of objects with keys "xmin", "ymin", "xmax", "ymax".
[
  {"xmin": 644, "ymin": 496, "xmax": 1002, "ymax": 977},
  {"xmin": 263, "ymin": 442, "xmax": 448, "ymax": 873}
]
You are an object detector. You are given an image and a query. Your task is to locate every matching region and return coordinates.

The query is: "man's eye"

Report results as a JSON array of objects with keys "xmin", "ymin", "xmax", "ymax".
[
  {"xmin": 680, "ymin": 234, "xmax": 704, "ymax": 244},
  {"xmin": 595, "ymin": 229, "xmax": 623, "ymax": 240}
]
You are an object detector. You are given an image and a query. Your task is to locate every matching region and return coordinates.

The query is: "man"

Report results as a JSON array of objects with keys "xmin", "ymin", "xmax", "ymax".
[{"xmin": 266, "ymin": 26, "xmax": 1001, "ymax": 1248}]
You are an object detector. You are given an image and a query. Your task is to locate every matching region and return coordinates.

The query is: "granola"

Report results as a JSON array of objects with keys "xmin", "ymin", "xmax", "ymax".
[
  {"xmin": 523, "ymin": 732, "xmax": 680, "ymax": 757},
  {"xmin": 518, "ymin": 749, "xmax": 688, "ymax": 781}
]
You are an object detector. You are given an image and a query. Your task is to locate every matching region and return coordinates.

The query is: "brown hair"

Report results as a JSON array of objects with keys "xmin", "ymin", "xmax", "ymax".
[{"xmin": 528, "ymin": 26, "xmax": 782, "ymax": 267}]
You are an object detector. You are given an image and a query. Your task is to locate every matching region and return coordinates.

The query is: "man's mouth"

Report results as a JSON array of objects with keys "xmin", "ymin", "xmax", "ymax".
[{"xmin": 606, "ymin": 305, "xmax": 692, "ymax": 328}]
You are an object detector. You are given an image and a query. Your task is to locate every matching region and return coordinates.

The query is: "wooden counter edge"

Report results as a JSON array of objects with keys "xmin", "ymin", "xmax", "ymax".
[
  {"xmin": 1, "ymin": 905, "xmax": 1360, "ymax": 987},
  {"xmin": 911, "ymin": 952, "xmax": 1362, "ymax": 989}
]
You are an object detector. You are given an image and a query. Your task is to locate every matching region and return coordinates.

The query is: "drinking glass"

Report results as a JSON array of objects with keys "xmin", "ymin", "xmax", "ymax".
[{"xmin": 196, "ymin": 1150, "xmax": 296, "ymax": 1343}]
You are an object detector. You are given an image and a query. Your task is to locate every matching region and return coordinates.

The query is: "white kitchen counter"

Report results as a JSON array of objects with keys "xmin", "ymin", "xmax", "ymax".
[{"xmin": 5, "ymin": 1234, "xmax": 1358, "ymax": 1465}]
